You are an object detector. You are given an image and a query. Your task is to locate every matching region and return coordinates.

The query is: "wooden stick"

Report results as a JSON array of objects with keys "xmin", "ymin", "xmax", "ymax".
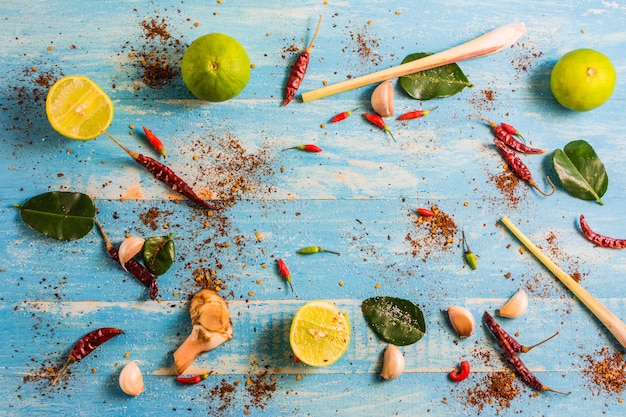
[
  {"xmin": 501, "ymin": 217, "xmax": 626, "ymax": 349},
  {"xmin": 301, "ymin": 22, "xmax": 526, "ymax": 102}
]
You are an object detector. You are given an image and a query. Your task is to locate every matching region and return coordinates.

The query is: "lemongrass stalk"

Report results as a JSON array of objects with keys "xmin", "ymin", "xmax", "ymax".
[
  {"xmin": 301, "ymin": 22, "xmax": 526, "ymax": 103},
  {"xmin": 501, "ymin": 217, "xmax": 626, "ymax": 349}
]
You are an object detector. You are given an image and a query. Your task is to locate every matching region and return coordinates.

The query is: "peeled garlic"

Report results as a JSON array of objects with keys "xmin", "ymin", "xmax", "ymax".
[
  {"xmin": 497, "ymin": 289, "xmax": 528, "ymax": 318},
  {"xmin": 380, "ymin": 344, "xmax": 404, "ymax": 381},
  {"xmin": 119, "ymin": 361, "xmax": 145, "ymax": 396},
  {"xmin": 447, "ymin": 305, "xmax": 475, "ymax": 338},
  {"xmin": 371, "ymin": 80, "xmax": 394, "ymax": 117},
  {"xmin": 118, "ymin": 236, "xmax": 145, "ymax": 270},
  {"xmin": 173, "ymin": 289, "xmax": 233, "ymax": 375}
]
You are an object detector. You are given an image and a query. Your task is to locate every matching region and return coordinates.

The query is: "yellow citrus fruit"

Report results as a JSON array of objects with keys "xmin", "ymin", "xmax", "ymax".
[
  {"xmin": 181, "ymin": 33, "xmax": 250, "ymax": 102},
  {"xmin": 289, "ymin": 300, "xmax": 351, "ymax": 367},
  {"xmin": 45, "ymin": 75, "xmax": 114, "ymax": 140},
  {"xmin": 550, "ymin": 49, "xmax": 616, "ymax": 112}
]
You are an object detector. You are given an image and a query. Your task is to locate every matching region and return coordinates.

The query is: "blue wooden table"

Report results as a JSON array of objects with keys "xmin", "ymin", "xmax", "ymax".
[{"xmin": 1, "ymin": 1, "xmax": 625, "ymax": 415}]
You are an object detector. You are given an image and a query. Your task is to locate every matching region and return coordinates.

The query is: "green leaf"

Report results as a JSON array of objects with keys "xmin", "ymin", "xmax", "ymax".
[
  {"xmin": 17, "ymin": 191, "xmax": 95, "ymax": 241},
  {"xmin": 142, "ymin": 233, "xmax": 176, "ymax": 275},
  {"xmin": 552, "ymin": 140, "xmax": 608, "ymax": 205},
  {"xmin": 399, "ymin": 52, "xmax": 473, "ymax": 100},
  {"xmin": 361, "ymin": 296, "xmax": 426, "ymax": 346}
]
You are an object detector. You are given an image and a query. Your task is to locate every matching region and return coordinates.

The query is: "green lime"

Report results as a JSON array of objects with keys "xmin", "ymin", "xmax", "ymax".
[
  {"xmin": 45, "ymin": 75, "xmax": 114, "ymax": 140},
  {"xmin": 181, "ymin": 33, "xmax": 250, "ymax": 102},
  {"xmin": 550, "ymin": 49, "xmax": 616, "ymax": 112},
  {"xmin": 289, "ymin": 300, "xmax": 350, "ymax": 367}
]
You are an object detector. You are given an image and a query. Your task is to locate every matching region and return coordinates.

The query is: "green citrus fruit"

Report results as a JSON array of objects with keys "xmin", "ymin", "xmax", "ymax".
[
  {"xmin": 289, "ymin": 300, "xmax": 351, "ymax": 367},
  {"xmin": 46, "ymin": 75, "xmax": 114, "ymax": 140},
  {"xmin": 550, "ymin": 49, "xmax": 616, "ymax": 112},
  {"xmin": 181, "ymin": 33, "xmax": 250, "ymax": 102}
]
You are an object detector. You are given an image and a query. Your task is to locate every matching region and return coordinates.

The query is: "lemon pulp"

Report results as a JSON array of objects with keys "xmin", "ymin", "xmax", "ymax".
[
  {"xmin": 289, "ymin": 301, "xmax": 351, "ymax": 367},
  {"xmin": 46, "ymin": 75, "xmax": 114, "ymax": 140}
]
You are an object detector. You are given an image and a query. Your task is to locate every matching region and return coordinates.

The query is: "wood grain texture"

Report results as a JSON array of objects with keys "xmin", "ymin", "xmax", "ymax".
[{"xmin": 1, "ymin": 0, "xmax": 625, "ymax": 415}]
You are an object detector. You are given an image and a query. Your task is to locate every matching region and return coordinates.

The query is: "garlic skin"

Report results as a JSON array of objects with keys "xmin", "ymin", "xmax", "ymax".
[
  {"xmin": 173, "ymin": 289, "xmax": 233, "ymax": 375},
  {"xmin": 380, "ymin": 344, "xmax": 404, "ymax": 381},
  {"xmin": 118, "ymin": 236, "xmax": 145, "ymax": 270},
  {"xmin": 447, "ymin": 306, "xmax": 475, "ymax": 338},
  {"xmin": 119, "ymin": 361, "xmax": 145, "ymax": 396},
  {"xmin": 371, "ymin": 80, "xmax": 394, "ymax": 117},
  {"xmin": 497, "ymin": 289, "xmax": 528, "ymax": 318}
]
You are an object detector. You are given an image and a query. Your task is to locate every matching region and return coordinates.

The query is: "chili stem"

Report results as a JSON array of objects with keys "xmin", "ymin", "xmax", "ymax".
[
  {"xmin": 501, "ymin": 217, "xmax": 626, "ymax": 349},
  {"xmin": 301, "ymin": 23, "xmax": 526, "ymax": 102}
]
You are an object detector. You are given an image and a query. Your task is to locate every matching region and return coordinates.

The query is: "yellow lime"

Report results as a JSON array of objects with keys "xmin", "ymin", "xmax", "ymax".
[
  {"xmin": 181, "ymin": 33, "xmax": 250, "ymax": 102},
  {"xmin": 289, "ymin": 300, "xmax": 350, "ymax": 367},
  {"xmin": 550, "ymin": 49, "xmax": 616, "ymax": 112},
  {"xmin": 45, "ymin": 75, "xmax": 114, "ymax": 140}
]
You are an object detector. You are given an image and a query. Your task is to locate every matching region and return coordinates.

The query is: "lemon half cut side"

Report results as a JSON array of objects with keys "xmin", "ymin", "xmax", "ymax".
[{"xmin": 46, "ymin": 75, "xmax": 114, "ymax": 140}]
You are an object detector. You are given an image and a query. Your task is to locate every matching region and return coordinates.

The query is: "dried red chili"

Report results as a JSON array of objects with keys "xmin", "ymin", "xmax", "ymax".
[
  {"xmin": 277, "ymin": 258, "xmax": 293, "ymax": 292},
  {"xmin": 176, "ymin": 372, "xmax": 211, "ymax": 385},
  {"xmin": 283, "ymin": 144, "xmax": 322, "ymax": 152},
  {"xmin": 483, "ymin": 312, "xmax": 569, "ymax": 394},
  {"xmin": 103, "ymin": 132, "xmax": 219, "ymax": 210},
  {"xmin": 483, "ymin": 311, "xmax": 558, "ymax": 354},
  {"xmin": 331, "ymin": 108, "xmax": 358, "ymax": 123},
  {"xmin": 142, "ymin": 126, "xmax": 167, "ymax": 157},
  {"xmin": 95, "ymin": 218, "xmax": 159, "ymax": 300},
  {"xmin": 579, "ymin": 214, "xmax": 626, "ymax": 248},
  {"xmin": 493, "ymin": 137, "xmax": 555, "ymax": 196},
  {"xmin": 480, "ymin": 117, "xmax": 544, "ymax": 154},
  {"xmin": 364, "ymin": 113, "xmax": 395, "ymax": 141},
  {"xmin": 284, "ymin": 15, "xmax": 323, "ymax": 106},
  {"xmin": 51, "ymin": 327, "xmax": 124, "ymax": 385},
  {"xmin": 396, "ymin": 107, "xmax": 436, "ymax": 121},
  {"xmin": 449, "ymin": 361, "xmax": 470, "ymax": 381}
]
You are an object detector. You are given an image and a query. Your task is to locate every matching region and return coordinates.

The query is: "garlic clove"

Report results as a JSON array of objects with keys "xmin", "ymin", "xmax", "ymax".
[
  {"xmin": 119, "ymin": 361, "xmax": 145, "ymax": 396},
  {"xmin": 173, "ymin": 289, "xmax": 233, "ymax": 375},
  {"xmin": 371, "ymin": 80, "xmax": 394, "ymax": 117},
  {"xmin": 118, "ymin": 236, "xmax": 145, "ymax": 270},
  {"xmin": 447, "ymin": 306, "xmax": 475, "ymax": 338},
  {"xmin": 497, "ymin": 289, "xmax": 528, "ymax": 318},
  {"xmin": 380, "ymin": 344, "xmax": 404, "ymax": 381}
]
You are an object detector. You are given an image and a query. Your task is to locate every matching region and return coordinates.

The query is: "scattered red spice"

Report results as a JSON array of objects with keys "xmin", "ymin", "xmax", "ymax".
[
  {"xmin": 487, "ymin": 164, "xmax": 525, "ymax": 208},
  {"xmin": 464, "ymin": 371, "xmax": 521, "ymax": 414},
  {"xmin": 348, "ymin": 24, "xmax": 383, "ymax": 66},
  {"xmin": 245, "ymin": 367, "xmax": 278, "ymax": 410},
  {"xmin": 582, "ymin": 347, "xmax": 626, "ymax": 396},
  {"xmin": 406, "ymin": 205, "xmax": 458, "ymax": 261}
]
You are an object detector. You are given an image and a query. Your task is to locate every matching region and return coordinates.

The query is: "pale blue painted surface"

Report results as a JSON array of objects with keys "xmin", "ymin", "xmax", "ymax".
[{"xmin": 1, "ymin": 1, "xmax": 625, "ymax": 416}]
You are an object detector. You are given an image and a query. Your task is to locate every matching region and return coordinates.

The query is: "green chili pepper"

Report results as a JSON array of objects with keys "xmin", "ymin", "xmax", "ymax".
[
  {"xmin": 462, "ymin": 231, "xmax": 477, "ymax": 270},
  {"xmin": 142, "ymin": 233, "xmax": 176, "ymax": 275},
  {"xmin": 296, "ymin": 245, "xmax": 341, "ymax": 256}
]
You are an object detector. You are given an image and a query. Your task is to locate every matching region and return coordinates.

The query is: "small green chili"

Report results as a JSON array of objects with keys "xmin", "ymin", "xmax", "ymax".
[
  {"xmin": 462, "ymin": 231, "xmax": 477, "ymax": 270},
  {"xmin": 296, "ymin": 245, "xmax": 341, "ymax": 256}
]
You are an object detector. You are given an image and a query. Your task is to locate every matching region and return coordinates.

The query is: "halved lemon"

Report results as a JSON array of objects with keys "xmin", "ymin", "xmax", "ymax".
[
  {"xmin": 289, "ymin": 301, "xmax": 351, "ymax": 367},
  {"xmin": 46, "ymin": 75, "xmax": 114, "ymax": 140}
]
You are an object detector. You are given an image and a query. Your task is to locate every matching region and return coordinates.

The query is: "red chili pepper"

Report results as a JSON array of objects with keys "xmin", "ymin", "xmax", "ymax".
[
  {"xmin": 277, "ymin": 258, "xmax": 293, "ymax": 292},
  {"xmin": 579, "ymin": 214, "xmax": 626, "ymax": 249},
  {"xmin": 364, "ymin": 113, "xmax": 395, "ymax": 141},
  {"xmin": 284, "ymin": 15, "xmax": 322, "ymax": 106},
  {"xmin": 449, "ymin": 361, "xmax": 470, "ymax": 382},
  {"xmin": 483, "ymin": 311, "xmax": 558, "ymax": 354},
  {"xmin": 95, "ymin": 218, "xmax": 159, "ymax": 300},
  {"xmin": 103, "ymin": 132, "xmax": 219, "ymax": 210},
  {"xmin": 493, "ymin": 137, "xmax": 555, "ymax": 196},
  {"xmin": 484, "ymin": 313, "xmax": 570, "ymax": 394},
  {"xmin": 396, "ymin": 107, "xmax": 437, "ymax": 121},
  {"xmin": 417, "ymin": 207, "xmax": 435, "ymax": 217},
  {"xmin": 330, "ymin": 108, "xmax": 358, "ymax": 123},
  {"xmin": 480, "ymin": 117, "xmax": 544, "ymax": 154},
  {"xmin": 283, "ymin": 144, "xmax": 323, "ymax": 152},
  {"xmin": 142, "ymin": 126, "xmax": 166, "ymax": 157},
  {"xmin": 500, "ymin": 122, "xmax": 525, "ymax": 141},
  {"xmin": 176, "ymin": 372, "xmax": 211, "ymax": 385},
  {"xmin": 51, "ymin": 327, "xmax": 124, "ymax": 386}
]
